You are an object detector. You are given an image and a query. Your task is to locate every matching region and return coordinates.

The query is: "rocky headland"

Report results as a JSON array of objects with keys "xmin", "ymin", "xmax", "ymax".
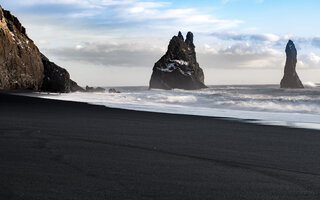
[
  {"xmin": 149, "ymin": 32, "xmax": 207, "ymax": 90},
  {"xmin": 0, "ymin": 6, "xmax": 82, "ymax": 93}
]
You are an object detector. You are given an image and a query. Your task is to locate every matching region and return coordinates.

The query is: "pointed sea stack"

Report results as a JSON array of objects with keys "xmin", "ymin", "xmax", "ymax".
[
  {"xmin": 280, "ymin": 40, "xmax": 304, "ymax": 89},
  {"xmin": 149, "ymin": 31, "xmax": 207, "ymax": 90}
]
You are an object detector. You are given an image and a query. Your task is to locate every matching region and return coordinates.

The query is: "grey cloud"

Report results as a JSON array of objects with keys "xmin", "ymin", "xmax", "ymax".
[
  {"xmin": 198, "ymin": 43, "xmax": 284, "ymax": 69},
  {"xmin": 48, "ymin": 41, "xmax": 285, "ymax": 69},
  {"xmin": 198, "ymin": 53, "xmax": 281, "ymax": 69},
  {"xmin": 44, "ymin": 39, "xmax": 285, "ymax": 70},
  {"xmin": 46, "ymin": 40, "xmax": 319, "ymax": 70},
  {"xmin": 46, "ymin": 42, "xmax": 163, "ymax": 67},
  {"xmin": 198, "ymin": 42, "xmax": 320, "ymax": 69}
]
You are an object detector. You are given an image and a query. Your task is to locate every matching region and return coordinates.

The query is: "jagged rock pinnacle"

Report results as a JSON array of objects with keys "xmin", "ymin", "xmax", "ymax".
[
  {"xmin": 185, "ymin": 32, "xmax": 194, "ymax": 46},
  {"xmin": 178, "ymin": 31, "xmax": 184, "ymax": 41}
]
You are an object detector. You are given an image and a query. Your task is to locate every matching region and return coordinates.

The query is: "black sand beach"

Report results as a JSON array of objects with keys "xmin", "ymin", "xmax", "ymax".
[{"xmin": 1, "ymin": 93, "xmax": 320, "ymax": 200}]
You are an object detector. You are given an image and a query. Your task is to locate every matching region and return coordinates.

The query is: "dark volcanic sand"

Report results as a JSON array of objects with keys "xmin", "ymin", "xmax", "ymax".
[{"xmin": 0, "ymin": 93, "xmax": 320, "ymax": 200}]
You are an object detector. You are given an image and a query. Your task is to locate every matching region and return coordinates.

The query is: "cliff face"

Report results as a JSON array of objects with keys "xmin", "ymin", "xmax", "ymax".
[
  {"xmin": 149, "ymin": 32, "xmax": 207, "ymax": 90},
  {"xmin": 0, "ymin": 6, "xmax": 44, "ymax": 90},
  {"xmin": 0, "ymin": 6, "xmax": 83, "ymax": 93},
  {"xmin": 280, "ymin": 40, "xmax": 304, "ymax": 89}
]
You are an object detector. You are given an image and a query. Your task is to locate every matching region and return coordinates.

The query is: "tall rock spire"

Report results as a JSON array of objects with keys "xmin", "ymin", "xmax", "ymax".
[{"xmin": 280, "ymin": 40, "xmax": 304, "ymax": 88}]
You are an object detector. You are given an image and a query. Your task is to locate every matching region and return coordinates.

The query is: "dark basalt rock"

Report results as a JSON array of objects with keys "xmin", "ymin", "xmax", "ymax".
[
  {"xmin": 108, "ymin": 88, "xmax": 120, "ymax": 93},
  {"xmin": 149, "ymin": 31, "xmax": 207, "ymax": 90},
  {"xmin": 40, "ymin": 54, "xmax": 71, "ymax": 93},
  {"xmin": 40, "ymin": 54, "xmax": 84, "ymax": 93},
  {"xmin": 70, "ymin": 80, "xmax": 85, "ymax": 92},
  {"xmin": 85, "ymin": 86, "xmax": 106, "ymax": 93},
  {"xmin": 280, "ymin": 40, "xmax": 304, "ymax": 89}
]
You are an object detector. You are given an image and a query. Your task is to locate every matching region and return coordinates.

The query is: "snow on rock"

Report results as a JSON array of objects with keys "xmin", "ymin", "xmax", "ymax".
[{"xmin": 171, "ymin": 59, "xmax": 189, "ymax": 66}]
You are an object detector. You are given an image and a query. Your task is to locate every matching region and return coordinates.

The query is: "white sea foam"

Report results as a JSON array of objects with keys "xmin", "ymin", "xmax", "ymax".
[
  {"xmin": 304, "ymin": 81, "xmax": 318, "ymax": 88},
  {"xmin": 24, "ymin": 85, "xmax": 320, "ymax": 130}
]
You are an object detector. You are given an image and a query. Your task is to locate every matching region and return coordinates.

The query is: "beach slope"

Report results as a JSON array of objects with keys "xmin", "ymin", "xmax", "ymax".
[{"xmin": 0, "ymin": 93, "xmax": 320, "ymax": 199}]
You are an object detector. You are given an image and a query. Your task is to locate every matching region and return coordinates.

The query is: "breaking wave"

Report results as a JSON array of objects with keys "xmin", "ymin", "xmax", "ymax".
[{"xmin": 26, "ymin": 84, "xmax": 320, "ymax": 130}]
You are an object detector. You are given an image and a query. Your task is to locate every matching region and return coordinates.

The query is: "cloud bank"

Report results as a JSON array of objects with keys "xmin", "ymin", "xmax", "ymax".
[{"xmin": 2, "ymin": 0, "xmax": 319, "ymax": 83}]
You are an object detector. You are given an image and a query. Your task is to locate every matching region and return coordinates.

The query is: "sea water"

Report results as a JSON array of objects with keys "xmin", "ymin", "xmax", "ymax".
[{"xmin": 26, "ymin": 84, "xmax": 320, "ymax": 130}]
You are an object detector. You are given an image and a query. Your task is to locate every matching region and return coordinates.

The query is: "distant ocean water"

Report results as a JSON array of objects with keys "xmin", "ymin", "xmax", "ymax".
[{"xmin": 26, "ymin": 84, "xmax": 320, "ymax": 130}]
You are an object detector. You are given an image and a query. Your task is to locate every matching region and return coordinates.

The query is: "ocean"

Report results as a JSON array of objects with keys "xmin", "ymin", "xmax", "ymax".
[{"xmin": 26, "ymin": 84, "xmax": 320, "ymax": 130}]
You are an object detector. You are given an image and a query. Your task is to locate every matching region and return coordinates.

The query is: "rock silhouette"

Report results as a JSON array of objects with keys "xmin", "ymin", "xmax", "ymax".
[
  {"xmin": 70, "ymin": 80, "xmax": 85, "ymax": 92},
  {"xmin": 40, "ymin": 54, "xmax": 72, "ymax": 93},
  {"xmin": 280, "ymin": 40, "xmax": 304, "ymax": 89},
  {"xmin": 108, "ymin": 88, "xmax": 120, "ymax": 93},
  {"xmin": 85, "ymin": 86, "xmax": 106, "ymax": 93},
  {"xmin": 149, "ymin": 31, "xmax": 207, "ymax": 90}
]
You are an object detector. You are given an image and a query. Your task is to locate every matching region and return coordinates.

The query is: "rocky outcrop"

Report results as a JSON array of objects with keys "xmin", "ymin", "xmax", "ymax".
[
  {"xmin": 0, "ymin": 6, "xmax": 43, "ymax": 90},
  {"xmin": 41, "ymin": 54, "xmax": 71, "ymax": 93},
  {"xmin": 85, "ymin": 86, "xmax": 106, "ymax": 93},
  {"xmin": 70, "ymin": 80, "xmax": 85, "ymax": 92},
  {"xmin": 280, "ymin": 40, "xmax": 304, "ymax": 88},
  {"xmin": 108, "ymin": 88, "xmax": 120, "ymax": 93},
  {"xmin": 0, "ymin": 5, "xmax": 83, "ymax": 93},
  {"xmin": 40, "ymin": 54, "xmax": 84, "ymax": 93},
  {"xmin": 149, "ymin": 31, "xmax": 207, "ymax": 90}
]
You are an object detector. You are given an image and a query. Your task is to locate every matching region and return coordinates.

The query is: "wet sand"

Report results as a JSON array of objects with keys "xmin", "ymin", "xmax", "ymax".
[{"xmin": 0, "ymin": 92, "xmax": 320, "ymax": 200}]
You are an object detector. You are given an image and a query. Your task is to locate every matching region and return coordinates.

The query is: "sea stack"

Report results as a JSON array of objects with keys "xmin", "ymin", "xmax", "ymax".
[
  {"xmin": 0, "ymin": 5, "xmax": 82, "ymax": 92},
  {"xmin": 280, "ymin": 40, "xmax": 304, "ymax": 88},
  {"xmin": 149, "ymin": 31, "xmax": 207, "ymax": 90}
]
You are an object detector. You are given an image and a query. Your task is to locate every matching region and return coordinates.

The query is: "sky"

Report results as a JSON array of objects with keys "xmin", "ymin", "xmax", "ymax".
[{"xmin": 2, "ymin": 0, "xmax": 320, "ymax": 86}]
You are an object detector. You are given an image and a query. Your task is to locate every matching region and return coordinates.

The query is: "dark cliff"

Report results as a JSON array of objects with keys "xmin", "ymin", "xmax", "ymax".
[{"xmin": 0, "ymin": 6, "xmax": 82, "ymax": 93}]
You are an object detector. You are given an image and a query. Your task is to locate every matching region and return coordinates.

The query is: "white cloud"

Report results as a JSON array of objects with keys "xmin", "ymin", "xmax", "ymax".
[
  {"xmin": 6, "ymin": 0, "xmax": 242, "ymax": 32},
  {"xmin": 299, "ymin": 53, "xmax": 320, "ymax": 68},
  {"xmin": 211, "ymin": 32, "xmax": 281, "ymax": 43},
  {"xmin": 307, "ymin": 53, "xmax": 320, "ymax": 64}
]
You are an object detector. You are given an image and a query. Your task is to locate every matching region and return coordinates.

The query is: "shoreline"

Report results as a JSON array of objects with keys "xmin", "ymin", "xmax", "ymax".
[
  {"xmin": 22, "ymin": 90, "xmax": 320, "ymax": 131},
  {"xmin": 1, "ymin": 92, "xmax": 320, "ymax": 199}
]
